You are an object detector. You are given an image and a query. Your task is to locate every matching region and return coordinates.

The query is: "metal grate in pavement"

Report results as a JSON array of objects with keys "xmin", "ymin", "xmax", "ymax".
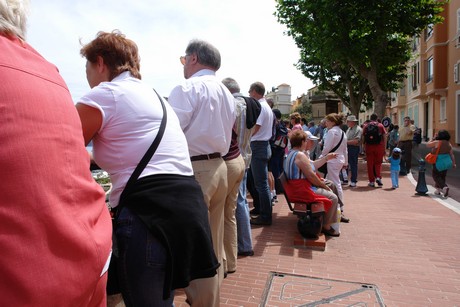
[{"xmin": 261, "ymin": 272, "xmax": 385, "ymax": 306}]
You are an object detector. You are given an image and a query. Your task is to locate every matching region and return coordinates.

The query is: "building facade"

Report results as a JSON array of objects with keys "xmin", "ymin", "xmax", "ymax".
[
  {"xmin": 265, "ymin": 83, "xmax": 292, "ymax": 115},
  {"xmin": 390, "ymin": 1, "xmax": 460, "ymax": 147}
]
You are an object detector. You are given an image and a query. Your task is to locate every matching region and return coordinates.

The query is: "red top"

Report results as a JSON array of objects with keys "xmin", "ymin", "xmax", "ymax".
[{"xmin": 0, "ymin": 35, "xmax": 111, "ymax": 306}]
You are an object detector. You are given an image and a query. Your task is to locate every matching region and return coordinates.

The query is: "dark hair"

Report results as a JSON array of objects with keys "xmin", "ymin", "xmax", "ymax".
[
  {"xmin": 324, "ymin": 113, "xmax": 343, "ymax": 126},
  {"xmin": 392, "ymin": 151, "xmax": 401, "ymax": 159},
  {"xmin": 185, "ymin": 39, "xmax": 221, "ymax": 70},
  {"xmin": 80, "ymin": 30, "xmax": 141, "ymax": 80},
  {"xmin": 370, "ymin": 113, "xmax": 378, "ymax": 121},
  {"xmin": 289, "ymin": 130, "xmax": 306, "ymax": 147},
  {"xmin": 436, "ymin": 129, "xmax": 451, "ymax": 141}
]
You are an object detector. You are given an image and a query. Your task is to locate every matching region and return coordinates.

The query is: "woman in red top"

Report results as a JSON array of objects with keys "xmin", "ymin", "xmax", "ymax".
[{"xmin": 0, "ymin": 2, "xmax": 112, "ymax": 306}]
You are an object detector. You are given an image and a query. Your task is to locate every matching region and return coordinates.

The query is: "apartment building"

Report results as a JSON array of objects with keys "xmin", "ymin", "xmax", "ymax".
[
  {"xmin": 391, "ymin": 1, "xmax": 460, "ymax": 147},
  {"xmin": 265, "ymin": 83, "xmax": 292, "ymax": 115}
]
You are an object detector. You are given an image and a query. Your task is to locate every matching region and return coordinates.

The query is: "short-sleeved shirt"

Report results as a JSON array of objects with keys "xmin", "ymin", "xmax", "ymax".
[
  {"xmin": 79, "ymin": 71, "xmax": 193, "ymax": 207},
  {"xmin": 251, "ymin": 98, "xmax": 274, "ymax": 141}
]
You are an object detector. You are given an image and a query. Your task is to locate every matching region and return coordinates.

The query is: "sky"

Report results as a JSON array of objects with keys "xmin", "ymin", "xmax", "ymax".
[{"xmin": 26, "ymin": 0, "xmax": 314, "ymax": 102}]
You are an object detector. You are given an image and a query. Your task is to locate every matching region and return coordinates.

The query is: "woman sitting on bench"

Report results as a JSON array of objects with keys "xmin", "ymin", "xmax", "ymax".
[{"xmin": 283, "ymin": 130, "xmax": 340, "ymax": 237}]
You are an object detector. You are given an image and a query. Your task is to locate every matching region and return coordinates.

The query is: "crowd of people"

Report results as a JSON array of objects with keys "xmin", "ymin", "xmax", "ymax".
[{"xmin": 2, "ymin": 1, "xmax": 457, "ymax": 306}]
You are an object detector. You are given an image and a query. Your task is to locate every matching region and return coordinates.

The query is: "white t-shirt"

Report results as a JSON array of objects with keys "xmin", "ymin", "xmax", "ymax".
[
  {"xmin": 78, "ymin": 71, "xmax": 193, "ymax": 207},
  {"xmin": 251, "ymin": 98, "xmax": 274, "ymax": 142},
  {"xmin": 168, "ymin": 69, "xmax": 235, "ymax": 157}
]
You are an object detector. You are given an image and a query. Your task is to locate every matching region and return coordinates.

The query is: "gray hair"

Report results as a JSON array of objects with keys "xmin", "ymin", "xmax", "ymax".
[
  {"xmin": 185, "ymin": 39, "xmax": 221, "ymax": 70},
  {"xmin": 222, "ymin": 77, "xmax": 240, "ymax": 94},
  {"xmin": 0, "ymin": 0, "xmax": 29, "ymax": 40}
]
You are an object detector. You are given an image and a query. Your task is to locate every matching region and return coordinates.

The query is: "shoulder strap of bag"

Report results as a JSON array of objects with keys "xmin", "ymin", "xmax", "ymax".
[
  {"xmin": 434, "ymin": 141, "xmax": 441, "ymax": 156},
  {"xmin": 118, "ymin": 89, "xmax": 167, "ymax": 208},
  {"xmin": 329, "ymin": 131, "xmax": 344, "ymax": 153}
]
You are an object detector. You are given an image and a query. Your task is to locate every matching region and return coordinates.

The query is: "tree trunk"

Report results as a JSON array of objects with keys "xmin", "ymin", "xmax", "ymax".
[{"xmin": 360, "ymin": 67, "xmax": 388, "ymax": 119}]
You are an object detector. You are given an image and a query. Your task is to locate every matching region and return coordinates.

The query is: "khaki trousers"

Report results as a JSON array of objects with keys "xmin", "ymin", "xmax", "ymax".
[{"xmin": 185, "ymin": 158, "xmax": 228, "ymax": 307}]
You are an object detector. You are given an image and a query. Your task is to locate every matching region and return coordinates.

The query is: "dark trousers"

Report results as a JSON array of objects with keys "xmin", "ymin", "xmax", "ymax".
[
  {"xmin": 432, "ymin": 165, "xmax": 448, "ymax": 189},
  {"xmin": 399, "ymin": 140, "xmax": 413, "ymax": 172},
  {"xmin": 270, "ymin": 146, "xmax": 285, "ymax": 193},
  {"xmin": 347, "ymin": 145, "xmax": 360, "ymax": 183}
]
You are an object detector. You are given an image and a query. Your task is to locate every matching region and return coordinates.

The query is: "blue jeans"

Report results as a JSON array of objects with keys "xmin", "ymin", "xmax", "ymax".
[
  {"xmin": 391, "ymin": 170, "xmax": 399, "ymax": 188},
  {"xmin": 116, "ymin": 207, "xmax": 174, "ymax": 306},
  {"xmin": 236, "ymin": 170, "xmax": 253, "ymax": 253},
  {"xmin": 248, "ymin": 141, "xmax": 272, "ymax": 221},
  {"xmin": 347, "ymin": 145, "xmax": 360, "ymax": 183}
]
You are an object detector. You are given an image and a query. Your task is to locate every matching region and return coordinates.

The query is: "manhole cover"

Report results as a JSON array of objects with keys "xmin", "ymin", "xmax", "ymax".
[{"xmin": 261, "ymin": 272, "xmax": 385, "ymax": 306}]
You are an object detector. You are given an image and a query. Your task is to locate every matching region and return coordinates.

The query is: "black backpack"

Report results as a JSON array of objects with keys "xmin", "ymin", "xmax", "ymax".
[
  {"xmin": 365, "ymin": 122, "xmax": 382, "ymax": 145},
  {"xmin": 272, "ymin": 120, "xmax": 289, "ymax": 149}
]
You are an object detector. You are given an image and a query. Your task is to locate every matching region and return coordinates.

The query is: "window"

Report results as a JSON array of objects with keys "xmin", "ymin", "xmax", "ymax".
[
  {"xmin": 411, "ymin": 63, "xmax": 419, "ymax": 90},
  {"xmin": 455, "ymin": 62, "xmax": 460, "ymax": 83},
  {"xmin": 425, "ymin": 23, "xmax": 433, "ymax": 40},
  {"xmin": 457, "ymin": 9, "xmax": 460, "ymax": 47},
  {"xmin": 440, "ymin": 97, "xmax": 446, "ymax": 122},
  {"xmin": 426, "ymin": 57, "xmax": 433, "ymax": 83},
  {"xmin": 411, "ymin": 35, "xmax": 419, "ymax": 51}
]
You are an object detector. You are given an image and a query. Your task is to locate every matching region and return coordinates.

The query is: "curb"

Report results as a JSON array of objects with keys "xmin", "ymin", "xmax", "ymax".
[{"xmin": 407, "ymin": 172, "xmax": 460, "ymax": 215}]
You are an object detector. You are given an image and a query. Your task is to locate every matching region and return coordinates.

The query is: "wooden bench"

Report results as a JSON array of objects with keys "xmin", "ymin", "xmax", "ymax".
[{"xmin": 279, "ymin": 173, "xmax": 327, "ymax": 250}]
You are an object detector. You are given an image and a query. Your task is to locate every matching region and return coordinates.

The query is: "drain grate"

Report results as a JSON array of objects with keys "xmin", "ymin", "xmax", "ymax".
[{"xmin": 261, "ymin": 272, "xmax": 385, "ymax": 306}]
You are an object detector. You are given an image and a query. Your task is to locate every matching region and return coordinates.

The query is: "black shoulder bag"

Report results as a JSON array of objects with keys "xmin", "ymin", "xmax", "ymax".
[
  {"xmin": 107, "ymin": 89, "xmax": 167, "ymax": 295},
  {"xmin": 317, "ymin": 131, "xmax": 344, "ymax": 175}
]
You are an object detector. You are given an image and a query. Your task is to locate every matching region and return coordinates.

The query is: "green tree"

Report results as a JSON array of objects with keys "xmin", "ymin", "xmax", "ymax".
[
  {"xmin": 294, "ymin": 95, "xmax": 312, "ymax": 118},
  {"xmin": 276, "ymin": 0, "xmax": 445, "ymax": 118}
]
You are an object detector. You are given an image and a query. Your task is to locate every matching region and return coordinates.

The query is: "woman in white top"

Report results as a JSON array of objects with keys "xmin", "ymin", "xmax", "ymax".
[
  {"xmin": 320, "ymin": 113, "xmax": 348, "ymax": 205},
  {"xmin": 76, "ymin": 30, "xmax": 218, "ymax": 306}
]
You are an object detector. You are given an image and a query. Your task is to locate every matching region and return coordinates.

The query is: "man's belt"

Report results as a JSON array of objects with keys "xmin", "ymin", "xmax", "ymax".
[
  {"xmin": 400, "ymin": 140, "xmax": 412, "ymax": 142},
  {"xmin": 190, "ymin": 152, "xmax": 221, "ymax": 161}
]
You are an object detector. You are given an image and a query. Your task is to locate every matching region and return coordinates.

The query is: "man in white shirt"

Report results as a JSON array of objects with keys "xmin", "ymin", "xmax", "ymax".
[
  {"xmin": 169, "ymin": 39, "xmax": 235, "ymax": 307},
  {"xmin": 247, "ymin": 82, "xmax": 274, "ymax": 226}
]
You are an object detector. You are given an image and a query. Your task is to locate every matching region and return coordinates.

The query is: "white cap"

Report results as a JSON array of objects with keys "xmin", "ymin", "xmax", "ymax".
[{"xmin": 306, "ymin": 131, "xmax": 318, "ymax": 140}]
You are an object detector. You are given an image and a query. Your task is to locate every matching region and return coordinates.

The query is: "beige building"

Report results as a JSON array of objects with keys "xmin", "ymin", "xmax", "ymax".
[
  {"xmin": 390, "ymin": 1, "xmax": 460, "ymax": 147},
  {"xmin": 265, "ymin": 83, "xmax": 292, "ymax": 115}
]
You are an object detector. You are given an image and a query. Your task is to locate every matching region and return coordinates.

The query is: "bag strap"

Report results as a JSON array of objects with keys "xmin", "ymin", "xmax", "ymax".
[
  {"xmin": 434, "ymin": 141, "xmax": 441, "ymax": 156},
  {"xmin": 329, "ymin": 131, "xmax": 344, "ymax": 153},
  {"xmin": 117, "ymin": 89, "xmax": 167, "ymax": 208}
]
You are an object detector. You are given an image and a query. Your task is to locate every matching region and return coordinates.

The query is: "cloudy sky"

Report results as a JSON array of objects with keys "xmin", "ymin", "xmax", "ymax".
[{"xmin": 26, "ymin": 0, "xmax": 314, "ymax": 102}]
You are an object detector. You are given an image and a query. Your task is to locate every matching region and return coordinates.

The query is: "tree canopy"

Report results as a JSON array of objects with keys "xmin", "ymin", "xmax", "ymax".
[{"xmin": 276, "ymin": 0, "xmax": 445, "ymax": 118}]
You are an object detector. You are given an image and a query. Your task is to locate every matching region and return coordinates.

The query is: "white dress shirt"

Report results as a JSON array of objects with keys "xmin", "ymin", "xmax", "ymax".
[{"xmin": 168, "ymin": 69, "xmax": 236, "ymax": 157}]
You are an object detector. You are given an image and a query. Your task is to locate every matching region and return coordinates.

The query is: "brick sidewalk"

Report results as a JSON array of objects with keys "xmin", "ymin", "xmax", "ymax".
[{"xmin": 174, "ymin": 158, "xmax": 460, "ymax": 306}]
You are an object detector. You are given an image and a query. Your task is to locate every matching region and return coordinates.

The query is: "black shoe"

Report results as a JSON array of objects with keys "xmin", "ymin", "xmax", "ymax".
[
  {"xmin": 249, "ymin": 208, "xmax": 260, "ymax": 217},
  {"xmin": 321, "ymin": 228, "xmax": 340, "ymax": 237},
  {"xmin": 340, "ymin": 215, "xmax": 350, "ymax": 223},
  {"xmin": 250, "ymin": 216, "xmax": 272, "ymax": 226},
  {"xmin": 376, "ymin": 178, "xmax": 383, "ymax": 186},
  {"xmin": 237, "ymin": 250, "xmax": 254, "ymax": 257}
]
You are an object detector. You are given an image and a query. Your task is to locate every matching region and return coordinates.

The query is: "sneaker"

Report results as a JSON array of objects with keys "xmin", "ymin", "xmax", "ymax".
[
  {"xmin": 434, "ymin": 189, "xmax": 441, "ymax": 195},
  {"xmin": 341, "ymin": 180, "xmax": 349, "ymax": 186},
  {"xmin": 273, "ymin": 195, "xmax": 278, "ymax": 203},
  {"xmin": 368, "ymin": 182, "xmax": 375, "ymax": 187},
  {"xmin": 349, "ymin": 182, "xmax": 357, "ymax": 187},
  {"xmin": 376, "ymin": 178, "xmax": 383, "ymax": 186},
  {"xmin": 442, "ymin": 186, "xmax": 449, "ymax": 197}
]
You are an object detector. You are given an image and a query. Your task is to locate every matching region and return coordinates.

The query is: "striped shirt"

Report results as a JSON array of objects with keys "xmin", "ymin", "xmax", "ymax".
[{"xmin": 234, "ymin": 95, "xmax": 254, "ymax": 168}]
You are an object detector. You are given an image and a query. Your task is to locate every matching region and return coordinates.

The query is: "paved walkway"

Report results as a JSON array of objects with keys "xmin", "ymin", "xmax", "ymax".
[{"xmin": 174, "ymin": 158, "xmax": 460, "ymax": 306}]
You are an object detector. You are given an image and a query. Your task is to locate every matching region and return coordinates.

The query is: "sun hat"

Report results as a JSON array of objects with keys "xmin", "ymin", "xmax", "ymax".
[
  {"xmin": 393, "ymin": 147, "xmax": 402, "ymax": 153},
  {"xmin": 346, "ymin": 115, "xmax": 359, "ymax": 122},
  {"xmin": 306, "ymin": 131, "xmax": 318, "ymax": 140}
]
